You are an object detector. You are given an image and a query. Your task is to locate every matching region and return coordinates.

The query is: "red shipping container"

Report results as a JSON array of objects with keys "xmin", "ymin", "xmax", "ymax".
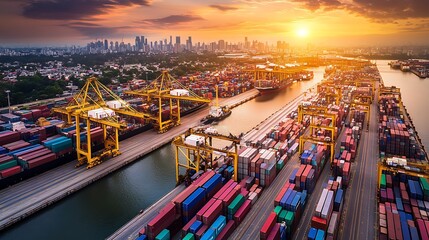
[
  {"xmin": 216, "ymin": 219, "xmax": 236, "ymax": 240},
  {"xmin": 234, "ymin": 199, "xmax": 252, "ymax": 224},
  {"xmin": 218, "ymin": 183, "xmax": 237, "ymax": 201},
  {"xmin": 146, "ymin": 202, "xmax": 176, "ymax": 239},
  {"xmin": 417, "ymin": 219, "xmax": 429, "ymax": 240},
  {"xmin": 181, "ymin": 216, "xmax": 197, "ymax": 237},
  {"xmin": 267, "ymin": 223, "xmax": 280, "ymax": 240},
  {"xmin": 260, "ymin": 212, "xmax": 277, "ymax": 240},
  {"xmin": 393, "ymin": 213, "xmax": 403, "ymax": 240},
  {"xmin": 27, "ymin": 153, "xmax": 57, "ymax": 169},
  {"xmin": 173, "ymin": 185, "xmax": 198, "ymax": 215},
  {"xmin": 20, "ymin": 149, "xmax": 52, "ymax": 161},
  {"xmin": 213, "ymin": 179, "xmax": 234, "ymax": 199},
  {"xmin": 0, "ymin": 165, "xmax": 21, "ymax": 178},
  {"xmin": 274, "ymin": 183, "xmax": 290, "ymax": 206},
  {"xmin": 0, "ymin": 156, "xmax": 14, "ymax": 165},
  {"xmin": 223, "ymin": 186, "xmax": 240, "ymax": 209},
  {"xmin": 196, "ymin": 198, "xmax": 216, "ymax": 221},
  {"xmin": 192, "ymin": 171, "xmax": 213, "ymax": 186},
  {"xmin": 195, "ymin": 224, "xmax": 208, "ymax": 239},
  {"xmin": 386, "ymin": 210, "xmax": 396, "ymax": 240},
  {"xmin": 311, "ymin": 216, "xmax": 327, "ymax": 231},
  {"xmin": 202, "ymin": 199, "xmax": 222, "ymax": 226}
]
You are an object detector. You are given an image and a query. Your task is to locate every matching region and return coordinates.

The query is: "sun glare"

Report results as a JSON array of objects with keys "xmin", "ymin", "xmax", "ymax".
[{"xmin": 296, "ymin": 28, "xmax": 309, "ymax": 38}]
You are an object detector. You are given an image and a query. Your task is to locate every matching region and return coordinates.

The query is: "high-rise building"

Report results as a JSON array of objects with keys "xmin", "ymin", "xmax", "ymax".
[
  {"xmin": 245, "ymin": 37, "xmax": 249, "ymax": 49},
  {"xmin": 218, "ymin": 40, "xmax": 225, "ymax": 51},
  {"xmin": 186, "ymin": 36, "xmax": 192, "ymax": 51},
  {"xmin": 140, "ymin": 36, "xmax": 145, "ymax": 49},
  {"xmin": 135, "ymin": 36, "xmax": 141, "ymax": 50},
  {"xmin": 104, "ymin": 39, "xmax": 108, "ymax": 50},
  {"xmin": 175, "ymin": 36, "xmax": 181, "ymax": 52}
]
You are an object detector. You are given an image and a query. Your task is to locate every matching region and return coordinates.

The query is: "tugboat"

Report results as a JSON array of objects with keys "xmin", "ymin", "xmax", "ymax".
[{"xmin": 201, "ymin": 86, "xmax": 232, "ymax": 125}]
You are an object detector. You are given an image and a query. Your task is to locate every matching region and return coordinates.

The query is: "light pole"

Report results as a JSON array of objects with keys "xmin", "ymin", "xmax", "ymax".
[
  {"xmin": 5, "ymin": 90, "xmax": 10, "ymax": 114},
  {"xmin": 145, "ymin": 72, "xmax": 148, "ymax": 81}
]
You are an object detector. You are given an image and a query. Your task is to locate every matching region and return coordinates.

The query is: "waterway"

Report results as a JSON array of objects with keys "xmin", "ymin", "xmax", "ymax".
[{"xmin": 2, "ymin": 62, "xmax": 428, "ymax": 240}]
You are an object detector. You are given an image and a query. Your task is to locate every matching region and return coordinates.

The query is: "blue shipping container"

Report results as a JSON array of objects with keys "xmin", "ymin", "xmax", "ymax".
[
  {"xmin": 315, "ymin": 229, "xmax": 325, "ymax": 240},
  {"xmin": 202, "ymin": 174, "xmax": 222, "ymax": 197},
  {"xmin": 190, "ymin": 220, "xmax": 203, "ymax": 234},
  {"xmin": 183, "ymin": 187, "xmax": 206, "ymax": 212},
  {"xmin": 308, "ymin": 227, "xmax": 317, "ymax": 240},
  {"xmin": 210, "ymin": 215, "xmax": 226, "ymax": 236},
  {"xmin": 280, "ymin": 189, "xmax": 292, "ymax": 208},
  {"xmin": 201, "ymin": 228, "xmax": 216, "ymax": 240}
]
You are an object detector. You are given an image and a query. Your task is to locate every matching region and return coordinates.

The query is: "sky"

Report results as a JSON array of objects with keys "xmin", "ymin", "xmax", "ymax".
[{"xmin": 1, "ymin": 0, "xmax": 429, "ymax": 47}]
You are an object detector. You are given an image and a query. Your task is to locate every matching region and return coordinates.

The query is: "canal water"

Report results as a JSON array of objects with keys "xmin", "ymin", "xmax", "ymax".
[{"xmin": 2, "ymin": 62, "xmax": 428, "ymax": 240}]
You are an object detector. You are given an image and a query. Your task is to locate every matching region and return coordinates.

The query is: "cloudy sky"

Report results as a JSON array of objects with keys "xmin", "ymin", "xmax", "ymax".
[{"xmin": 1, "ymin": 0, "xmax": 429, "ymax": 47}]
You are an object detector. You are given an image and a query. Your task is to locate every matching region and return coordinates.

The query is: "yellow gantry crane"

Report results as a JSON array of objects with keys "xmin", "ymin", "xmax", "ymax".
[
  {"xmin": 125, "ymin": 71, "xmax": 211, "ymax": 133},
  {"xmin": 172, "ymin": 127, "xmax": 240, "ymax": 183},
  {"xmin": 53, "ymin": 77, "xmax": 152, "ymax": 168},
  {"xmin": 298, "ymin": 104, "xmax": 337, "ymax": 164}
]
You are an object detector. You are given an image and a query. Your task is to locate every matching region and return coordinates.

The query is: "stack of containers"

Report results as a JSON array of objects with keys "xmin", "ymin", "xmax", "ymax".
[
  {"xmin": 0, "ymin": 131, "xmax": 21, "ymax": 145},
  {"xmin": 43, "ymin": 136, "xmax": 73, "ymax": 156},
  {"xmin": 379, "ymin": 95, "xmax": 426, "ymax": 160},
  {"xmin": 140, "ymin": 171, "xmax": 258, "ymax": 240},
  {"xmin": 238, "ymin": 147, "xmax": 258, "ymax": 180},
  {"xmin": 260, "ymin": 179, "xmax": 307, "ymax": 239},
  {"xmin": 310, "ymin": 177, "xmax": 344, "ymax": 239},
  {"xmin": 378, "ymin": 171, "xmax": 429, "ymax": 239}
]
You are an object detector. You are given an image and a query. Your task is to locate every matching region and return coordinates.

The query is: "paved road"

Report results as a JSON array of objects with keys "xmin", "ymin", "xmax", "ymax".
[
  {"xmin": 339, "ymin": 84, "xmax": 378, "ymax": 240},
  {"xmin": 0, "ymin": 89, "xmax": 259, "ymax": 231}
]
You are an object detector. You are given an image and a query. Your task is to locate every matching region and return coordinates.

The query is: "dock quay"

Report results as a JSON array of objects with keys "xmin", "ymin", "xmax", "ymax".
[{"xmin": 0, "ymin": 89, "xmax": 259, "ymax": 231}]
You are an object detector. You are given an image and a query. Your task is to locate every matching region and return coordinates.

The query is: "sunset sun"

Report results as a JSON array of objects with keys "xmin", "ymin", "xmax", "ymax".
[{"xmin": 296, "ymin": 28, "xmax": 309, "ymax": 38}]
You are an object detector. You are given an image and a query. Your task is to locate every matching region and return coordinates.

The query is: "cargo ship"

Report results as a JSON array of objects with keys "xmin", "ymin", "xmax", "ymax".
[
  {"xmin": 201, "ymin": 85, "xmax": 232, "ymax": 125},
  {"xmin": 254, "ymin": 78, "xmax": 293, "ymax": 95},
  {"xmin": 254, "ymin": 70, "xmax": 313, "ymax": 95},
  {"xmin": 200, "ymin": 106, "xmax": 231, "ymax": 125}
]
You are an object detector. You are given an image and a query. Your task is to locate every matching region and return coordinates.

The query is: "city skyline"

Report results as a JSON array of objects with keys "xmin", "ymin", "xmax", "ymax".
[{"xmin": 1, "ymin": 0, "xmax": 429, "ymax": 47}]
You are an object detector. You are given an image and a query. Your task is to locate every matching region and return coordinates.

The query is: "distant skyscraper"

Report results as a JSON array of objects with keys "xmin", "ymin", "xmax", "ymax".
[
  {"xmin": 104, "ymin": 39, "xmax": 108, "ymax": 50},
  {"xmin": 110, "ymin": 41, "xmax": 114, "ymax": 50},
  {"xmin": 176, "ymin": 36, "xmax": 181, "ymax": 44},
  {"xmin": 135, "ymin": 36, "xmax": 141, "ymax": 50},
  {"xmin": 218, "ymin": 40, "xmax": 225, "ymax": 51},
  {"xmin": 187, "ymin": 36, "xmax": 192, "ymax": 51},
  {"xmin": 141, "ymin": 36, "xmax": 145, "ymax": 49}
]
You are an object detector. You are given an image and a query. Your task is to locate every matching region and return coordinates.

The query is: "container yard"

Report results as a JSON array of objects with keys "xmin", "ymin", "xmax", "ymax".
[
  {"xmin": 0, "ymin": 88, "xmax": 260, "ymax": 231},
  {"xmin": 2, "ymin": 59, "xmax": 429, "ymax": 240},
  {"xmin": 111, "ymin": 60, "xmax": 381, "ymax": 240}
]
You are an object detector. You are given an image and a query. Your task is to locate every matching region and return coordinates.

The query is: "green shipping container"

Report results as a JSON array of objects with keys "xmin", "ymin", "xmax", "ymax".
[
  {"xmin": 285, "ymin": 211, "xmax": 294, "ymax": 226},
  {"xmin": 0, "ymin": 160, "xmax": 17, "ymax": 171},
  {"xmin": 274, "ymin": 206, "xmax": 282, "ymax": 216},
  {"xmin": 227, "ymin": 194, "xmax": 245, "ymax": 215},
  {"xmin": 277, "ymin": 159, "xmax": 284, "ymax": 170},
  {"xmin": 183, "ymin": 233, "xmax": 195, "ymax": 240},
  {"xmin": 420, "ymin": 178, "xmax": 429, "ymax": 196},
  {"xmin": 278, "ymin": 210, "xmax": 288, "ymax": 223},
  {"xmin": 155, "ymin": 229, "xmax": 170, "ymax": 240},
  {"xmin": 380, "ymin": 174, "xmax": 386, "ymax": 189}
]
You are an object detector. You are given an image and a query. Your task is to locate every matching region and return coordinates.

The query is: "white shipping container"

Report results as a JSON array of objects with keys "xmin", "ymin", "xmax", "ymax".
[
  {"xmin": 327, "ymin": 212, "xmax": 339, "ymax": 237},
  {"xmin": 322, "ymin": 190, "xmax": 334, "ymax": 220},
  {"xmin": 185, "ymin": 135, "xmax": 205, "ymax": 146},
  {"xmin": 315, "ymin": 188, "xmax": 328, "ymax": 217},
  {"xmin": 170, "ymin": 89, "xmax": 189, "ymax": 96},
  {"xmin": 106, "ymin": 100, "xmax": 123, "ymax": 109},
  {"xmin": 88, "ymin": 108, "xmax": 115, "ymax": 119}
]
